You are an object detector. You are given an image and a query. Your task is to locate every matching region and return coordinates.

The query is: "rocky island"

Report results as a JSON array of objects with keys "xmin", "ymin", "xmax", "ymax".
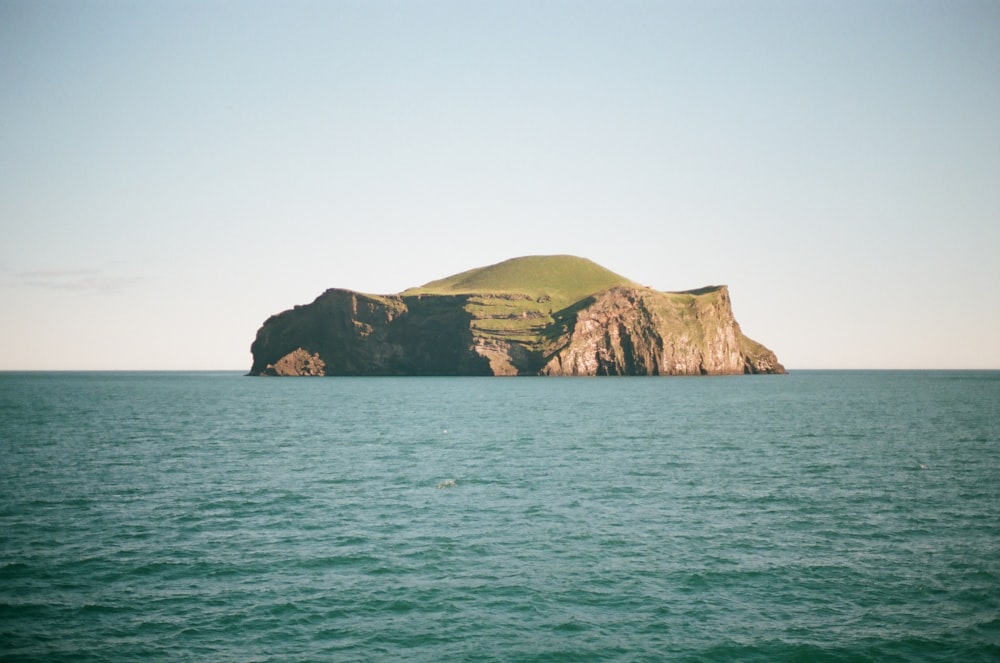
[{"xmin": 249, "ymin": 255, "xmax": 785, "ymax": 376}]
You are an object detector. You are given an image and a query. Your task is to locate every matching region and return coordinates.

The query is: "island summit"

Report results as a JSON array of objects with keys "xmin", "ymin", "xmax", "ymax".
[{"xmin": 249, "ymin": 255, "xmax": 785, "ymax": 376}]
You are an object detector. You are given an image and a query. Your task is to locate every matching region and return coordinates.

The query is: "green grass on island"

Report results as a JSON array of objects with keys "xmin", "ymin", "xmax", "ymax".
[
  {"xmin": 398, "ymin": 255, "xmax": 726, "ymax": 359},
  {"xmin": 403, "ymin": 255, "xmax": 637, "ymax": 307},
  {"xmin": 400, "ymin": 256, "xmax": 635, "ymax": 353}
]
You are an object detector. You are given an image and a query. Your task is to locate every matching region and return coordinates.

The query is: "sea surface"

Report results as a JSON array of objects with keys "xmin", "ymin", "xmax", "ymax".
[{"xmin": 1, "ymin": 371, "xmax": 998, "ymax": 661}]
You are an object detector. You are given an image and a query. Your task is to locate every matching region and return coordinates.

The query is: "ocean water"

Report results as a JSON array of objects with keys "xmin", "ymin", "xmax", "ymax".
[{"xmin": 1, "ymin": 371, "xmax": 998, "ymax": 662}]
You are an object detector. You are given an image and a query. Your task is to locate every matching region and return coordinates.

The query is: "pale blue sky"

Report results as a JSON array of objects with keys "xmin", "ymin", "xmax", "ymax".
[{"xmin": 2, "ymin": 0, "xmax": 998, "ymax": 370}]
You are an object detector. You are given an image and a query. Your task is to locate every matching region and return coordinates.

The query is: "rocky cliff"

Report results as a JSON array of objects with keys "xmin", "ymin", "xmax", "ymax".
[
  {"xmin": 249, "ymin": 256, "xmax": 784, "ymax": 376},
  {"xmin": 538, "ymin": 285, "xmax": 783, "ymax": 375}
]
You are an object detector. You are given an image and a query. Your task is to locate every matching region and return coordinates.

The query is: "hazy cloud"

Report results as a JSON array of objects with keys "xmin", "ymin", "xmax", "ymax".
[{"xmin": 0, "ymin": 267, "xmax": 141, "ymax": 293}]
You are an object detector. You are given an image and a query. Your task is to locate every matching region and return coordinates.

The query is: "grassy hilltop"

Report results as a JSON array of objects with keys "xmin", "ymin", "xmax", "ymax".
[
  {"xmin": 400, "ymin": 255, "xmax": 736, "ymax": 373},
  {"xmin": 402, "ymin": 255, "xmax": 640, "ymax": 358},
  {"xmin": 404, "ymin": 255, "xmax": 637, "ymax": 306}
]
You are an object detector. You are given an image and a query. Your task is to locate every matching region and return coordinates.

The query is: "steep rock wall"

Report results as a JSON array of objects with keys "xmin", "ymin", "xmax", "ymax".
[
  {"xmin": 249, "ymin": 285, "xmax": 783, "ymax": 376},
  {"xmin": 539, "ymin": 286, "xmax": 782, "ymax": 375},
  {"xmin": 249, "ymin": 289, "xmax": 492, "ymax": 376}
]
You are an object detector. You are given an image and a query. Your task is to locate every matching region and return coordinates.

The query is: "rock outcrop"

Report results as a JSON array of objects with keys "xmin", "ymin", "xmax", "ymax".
[
  {"xmin": 249, "ymin": 290, "xmax": 491, "ymax": 376},
  {"xmin": 259, "ymin": 347, "xmax": 326, "ymax": 376},
  {"xmin": 249, "ymin": 256, "xmax": 784, "ymax": 376},
  {"xmin": 539, "ymin": 286, "xmax": 782, "ymax": 375}
]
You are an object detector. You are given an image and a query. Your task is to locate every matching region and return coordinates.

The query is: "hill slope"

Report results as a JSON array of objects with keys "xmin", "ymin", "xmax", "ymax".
[
  {"xmin": 405, "ymin": 255, "xmax": 636, "ymax": 307},
  {"xmin": 249, "ymin": 255, "xmax": 785, "ymax": 376}
]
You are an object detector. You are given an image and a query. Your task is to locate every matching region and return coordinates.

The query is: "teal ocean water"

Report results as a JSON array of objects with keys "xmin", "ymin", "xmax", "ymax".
[{"xmin": 1, "ymin": 371, "xmax": 998, "ymax": 661}]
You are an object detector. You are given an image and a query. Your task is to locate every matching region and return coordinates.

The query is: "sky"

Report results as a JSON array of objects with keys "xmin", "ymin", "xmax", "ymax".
[{"xmin": 1, "ymin": 0, "xmax": 998, "ymax": 370}]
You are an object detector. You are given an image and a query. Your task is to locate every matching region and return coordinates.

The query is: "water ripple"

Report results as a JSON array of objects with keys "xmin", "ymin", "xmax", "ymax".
[{"xmin": 1, "ymin": 371, "xmax": 998, "ymax": 661}]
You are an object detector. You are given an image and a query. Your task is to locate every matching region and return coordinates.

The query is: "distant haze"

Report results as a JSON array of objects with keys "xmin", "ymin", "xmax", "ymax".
[{"xmin": 1, "ymin": 1, "xmax": 998, "ymax": 370}]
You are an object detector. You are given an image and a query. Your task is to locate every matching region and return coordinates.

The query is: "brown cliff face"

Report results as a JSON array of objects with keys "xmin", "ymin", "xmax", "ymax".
[
  {"xmin": 539, "ymin": 286, "xmax": 783, "ymax": 375},
  {"xmin": 249, "ymin": 289, "xmax": 493, "ymax": 376},
  {"xmin": 248, "ymin": 257, "xmax": 784, "ymax": 376}
]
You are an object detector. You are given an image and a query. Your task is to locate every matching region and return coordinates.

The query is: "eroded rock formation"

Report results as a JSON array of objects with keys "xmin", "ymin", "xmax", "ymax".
[
  {"xmin": 539, "ymin": 286, "xmax": 782, "ymax": 375},
  {"xmin": 250, "ymin": 289, "xmax": 493, "ymax": 376}
]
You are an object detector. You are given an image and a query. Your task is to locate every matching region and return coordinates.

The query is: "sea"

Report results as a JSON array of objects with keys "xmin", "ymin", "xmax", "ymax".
[{"xmin": 0, "ymin": 370, "xmax": 997, "ymax": 662}]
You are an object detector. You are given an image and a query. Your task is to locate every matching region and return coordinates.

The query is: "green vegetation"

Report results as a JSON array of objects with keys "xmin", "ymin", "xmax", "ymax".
[
  {"xmin": 403, "ymin": 255, "xmax": 636, "ymax": 309},
  {"xmin": 391, "ymin": 256, "xmax": 742, "ymax": 373},
  {"xmin": 401, "ymin": 256, "xmax": 638, "ymax": 359}
]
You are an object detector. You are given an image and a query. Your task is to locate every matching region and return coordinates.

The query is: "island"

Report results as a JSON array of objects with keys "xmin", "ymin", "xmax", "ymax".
[{"xmin": 249, "ymin": 255, "xmax": 785, "ymax": 376}]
